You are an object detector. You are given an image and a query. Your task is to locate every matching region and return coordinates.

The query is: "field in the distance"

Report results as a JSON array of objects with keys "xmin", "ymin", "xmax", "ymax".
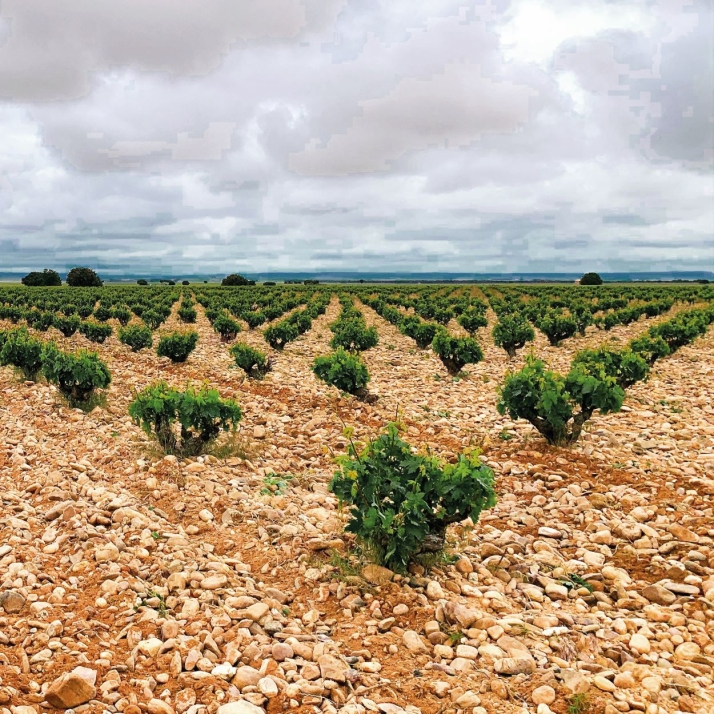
[{"xmin": 1, "ymin": 283, "xmax": 713, "ymax": 714}]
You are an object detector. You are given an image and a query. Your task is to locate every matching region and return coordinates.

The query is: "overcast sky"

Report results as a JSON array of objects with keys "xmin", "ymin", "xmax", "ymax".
[{"xmin": 0, "ymin": 0, "xmax": 712, "ymax": 276}]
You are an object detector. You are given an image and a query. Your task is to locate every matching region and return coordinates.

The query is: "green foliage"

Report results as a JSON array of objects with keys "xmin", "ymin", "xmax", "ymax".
[
  {"xmin": 629, "ymin": 334, "xmax": 670, "ymax": 365},
  {"xmin": 128, "ymin": 381, "xmax": 242, "ymax": 457},
  {"xmin": 580, "ymin": 272, "xmax": 603, "ymax": 286},
  {"xmin": 177, "ymin": 305, "xmax": 197, "ymax": 323},
  {"xmin": 230, "ymin": 342, "xmax": 271, "ymax": 378},
  {"xmin": 457, "ymin": 308, "xmax": 488, "ymax": 335},
  {"xmin": 137, "ymin": 279, "xmax": 149, "ymax": 285},
  {"xmin": 93, "ymin": 305, "xmax": 112, "ymax": 322},
  {"xmin": 42, "ymin": 343, "xmax": 111, "ymax": 401},
  {"xmin": 22, "ymin": 269, "xmax": 62, "ymax": 287},
  {"xmin": 330, "ymin": 319, "xmax": 379, "ymax": 351},
  {"xmin": 118, "ymin": 324, "xmax": 153, "ymax": 352},
  {"xmin": 79, "ymin": 320, "xmax": 113, "ymax": 343},
  {"xmin": 67, "ymin": 267, "xmax": 103, "ymax": 287},
  {"xmin": 431, "ymin": 328, "xmax": 483, "ymax": 374},
  {"xmin": 329, "ymin": 423, "xmax": 497, "ymax": 572},
  {"xmin": 25, "ymin": 310, "xmax": 54, "ymax": 331},
  {"xmin": 156, "ymin": 331, "xmax": 199, "ymax": 362},
  {"xmin": 212, "ymin": 313, "xmax": 241, "ymax": 341},
  {"xmin": 244, "ymin": 311, "xmax": 266, "ymax": 329},
  {"xmin": 572, "ymin": 347, "xmax": 649, "ymax": 389},
  {"xmin": 497, "ymin": 356, "xmax": 624, "ymax": 446},
  {"xmin": 112, "ymin": 307, "xmax": 132, "ymax": 326},
  {"xmin": 401, "ymin": 317, "xmax": 438, "ymax": 349},
  {"xmin": 53, "ymin": 314, "xmax": 81, "ymax": 337},
  {"xmin": 0, "ymin": 327, "xmax": 44, "ymax": 380},
  {"xmin": 264, "ymin": 321, "xmax": 299, "ymax": 349},
  {"xmin": 492, "ymin": 313, "xmax": 535, "ymax": 357},
  {"xmin": 312, "ymin": 348, "xmax": 369, "ymax": 395},
  {"xmin": 142, "ymin": 309, "xmax": 164, "ymax": 330},
  {"xmin": 537, "ymin": 311, "xmax": 578, "ymax": 346},
  {"xmin": 221, "ymin": 273, "xmax": 255, "ymax": 286}
]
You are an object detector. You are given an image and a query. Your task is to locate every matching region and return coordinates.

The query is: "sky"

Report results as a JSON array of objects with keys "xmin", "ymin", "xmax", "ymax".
[{"xmin": 0, "ymin": 0, "xmax": 712, "ymax": 277}]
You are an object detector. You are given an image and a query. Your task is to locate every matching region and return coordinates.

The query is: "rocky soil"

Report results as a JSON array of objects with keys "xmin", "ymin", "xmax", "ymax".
[{"xmin": 1, "ymin": 297, "xmax": 713, "ymax": 714}]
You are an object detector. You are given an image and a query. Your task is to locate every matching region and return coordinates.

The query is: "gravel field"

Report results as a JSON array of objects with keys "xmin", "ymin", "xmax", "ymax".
[{"xmin": 1, "ymin": 293, "xmax": 714, "ymax": 714}]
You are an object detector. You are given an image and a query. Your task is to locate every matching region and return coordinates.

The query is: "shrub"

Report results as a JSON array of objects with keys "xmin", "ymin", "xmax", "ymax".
[
  {"xmin": 137, "ymin": 279, "xmax": 149, "ymax": 285},
  {"xmin": 457, "ymin": 308, "xmax": 488, "ymax": 334},
  {"xmin": 222, "ymin": 274, "xmax": 255, "ymax": 286},
  {"xmin": 182, "ymin": 280, "xmax": 190, "ymax": 286},
  {"xmin": 0, "ymin": 328, "xmax": 44, "ymax": 380},
  {"xmin": 432, "ymin": 307, "xmax": 454, "ymax": 325},
  {"xmin": 178, "ymin": 305, "xmax": 197, "ymax": 323},
  {"xmin": 492, "ymin": 313, "xmax": 535, "ymax": 357},
  {"xmin": 401, "ymin": 318, "xmax": 438, "ymax": 349},
  {"xmin": 537, "ymin": 311, "xmax": 578, "ymax": 346},
  {"xmin": 22, "ymin": 269, "xmax": 62, "ymax": 287},
  {"xmin": 330, "ymin": 319, "xmax": 379, "ymax": 352},
  {"xmin": 112, "ymin": 307, "xmax": 132, "ymax": 326},
  {"xmin": 289, "ymin": 310, "xmax": 313, "ymax": 335},
  {"xmin": 580, "ymin": 272, "xmax": 603, "ymax": 286},
  {"xmin": 244, "ymin": 311, "xmax": 266, "ymax": 329},
  {"xmin": 264, "ymin": 321, "xmax": 299, "ymax": 349},
  {"xmin": 67, "ymin": 267, "xmax": 103, "ymax": 287},
  {"xmin": 129, "ymin": 381, "xmax": 242, "ymax": 458},
  {"xmin": 330, "ymin": 423, "xmax": 497, "ymax": 572},
  {"xmin": 53, "ymin": 315, "xmax": 81, "ymax": 337},
  {"xmin": 94, "ymin": 305, "xmax": 112, "ymax": 322},
  {"xmin": 142, "ymin": 310, "xmax": 164, "ymax": 330},
  {"xmin": 79, "ymin": 321, "xmax": 113, "ymax": 344},
  {"xmin": 118, "ymin": 324, "xmax": 153, "ymax": 352},
  {"xmin": 497, "ymin": 356, "xmax": 624, "ymax": 446},
  {"xmin": 213, "ymin": 314, "xmax": 241, "ymax": 341},
  {"xmin": 42, "ymin": 344, "xmax": 111, "ymax": 401},
  {"xmin": 629, "ymin": 335, "xmax": 670, "ymax": 365},
  {"xmin": 432, "ymin": 328, "xmax": 483, "ymax": 374},
  {"xmin": 572, "ymin": 348, "xmax": 649, "ymax": 389},
  {"xmin": 230, "ymin": 343, "xmax": 271, "ymax": 378},
  {"xmin": 156, "ymin": 331, "xmax": 199, "ymax": 362},
  {"xmin": 26, "ymin": 310, "xmax": 54, "ymax": 332},
  {"xmin": 312, "ymin": 348, "xmax": 369, "ymax": 395}
]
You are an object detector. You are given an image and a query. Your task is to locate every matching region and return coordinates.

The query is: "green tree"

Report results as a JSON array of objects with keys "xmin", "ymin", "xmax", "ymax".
[
  {"xmin": 580, "ymin": 272, "xmax": 603, "ymax": 286},
  {"xmin": 22, "ymin": 269, "xmax": 62, "ymax": 286},
  {"xmin": 67, "ymin": 267, "xmax": 103, "ymax": 287}
]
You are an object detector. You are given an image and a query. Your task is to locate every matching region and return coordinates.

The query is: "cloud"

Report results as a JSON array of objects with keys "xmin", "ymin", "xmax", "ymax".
[{"xmin": 0, "ymin": 0, "xmax": 711, "ymax": 275}]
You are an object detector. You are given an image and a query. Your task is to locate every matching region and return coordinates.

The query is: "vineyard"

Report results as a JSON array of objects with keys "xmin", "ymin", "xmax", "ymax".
[{"xmin": 1, "ymin": 282, "xmax": 714, "ymax": 714}]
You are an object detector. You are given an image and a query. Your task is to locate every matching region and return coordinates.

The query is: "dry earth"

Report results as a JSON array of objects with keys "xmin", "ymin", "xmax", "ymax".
[{"xmin": 1, "ymin": 296, "xmax": 714, "ymax": 714}]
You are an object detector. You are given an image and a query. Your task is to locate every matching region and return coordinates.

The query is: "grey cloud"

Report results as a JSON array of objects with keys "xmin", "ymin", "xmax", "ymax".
[
  {"xmin": 0, "ymin": 0, "xmax": 711, "ymax": 275},
  {"xmin": 0, "ymin": 0, "xmax": 318, "ymax": 101}
]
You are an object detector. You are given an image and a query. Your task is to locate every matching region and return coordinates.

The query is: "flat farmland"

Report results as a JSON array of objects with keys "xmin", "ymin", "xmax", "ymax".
[{"xmin": 1, "ymin": 283, "xmax": 713, "ymax": 714}]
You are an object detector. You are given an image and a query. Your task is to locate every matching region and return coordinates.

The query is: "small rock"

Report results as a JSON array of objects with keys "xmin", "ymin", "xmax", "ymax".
[
  {"xmin": 362, "ymin": 564, "xmax": 394, "ymax": 585},
  {"xmin": 532, "ymin": 686, "xmax": 555, "ymax": 705},
  {"xmin": 0, "ymin": 590, "xmax": 26, "ymax": 613},
  {"xmin": 642, "ymin": 584, "xmax": 676, "ymax": 605},
  {"xmin": 403, "ymin": 630, "xmax": 429, "ymax": 653},
  {"xmin": 318, "ymin": 654, "xmax": 347, "ymax": 683},
  {"xmin": 46, "ymin": 669, "xmax": 97, "ymax": 709},
  {"xmin": 217, "ymin": 702, "xmax": 265, "ymax": 714}
]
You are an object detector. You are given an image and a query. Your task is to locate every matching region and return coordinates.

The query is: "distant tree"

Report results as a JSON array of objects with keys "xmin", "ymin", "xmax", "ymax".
[
  {"xmin": 167, "ymin": 280, "xmax": 176, "ymax": 286},
  {"xmin": 182, "ymin": 280, "xmax": 190, "ymax": 285},
  {"xmin": 203, "ymin": 280, "xmax": 208, "ymax": 284},
  {"xmin": 66, "ymin": 267, "xmax": 103, "ymax": 287},
  {"xmin": 304, "ymin": 279, "xmax": 320, "ymax": 285},
  {"xmin": 22, "ymin": 269, "xmax": 62, "ymax": 287},
  {"xmin": 263, "ymin": 281, "xmax": 276, "ymax": 286},
  {"xmin": 580, "ymin": 272, "xmax": 603, "ymax": 286},
  {"xmin": 222, "ymin": 273, "xmax": 255, "ymax": 286},
  {"xmin": 137, "ymin": 279, "xmax": 149, "ymax": 285}
]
